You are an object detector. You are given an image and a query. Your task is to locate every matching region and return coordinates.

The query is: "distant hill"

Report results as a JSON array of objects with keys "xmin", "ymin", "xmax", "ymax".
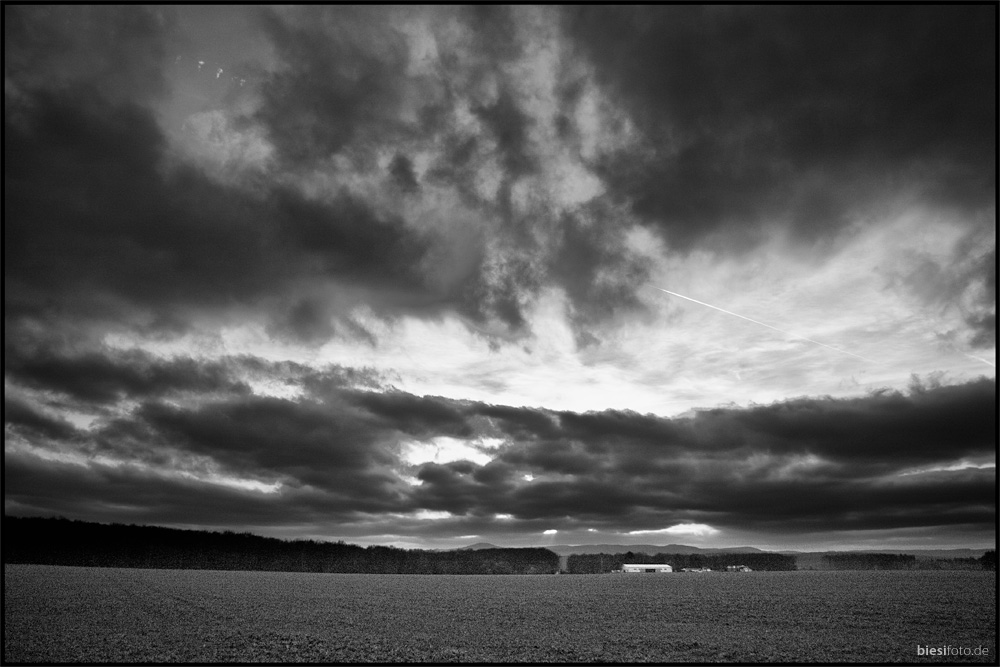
[
  {"xmin": 547, "ymin": 544, "xmax": 764, "ymax": 557},
  {"xmin": 547, "ymin": 543, "xmax": 990, "ymax": 559},
  {"xmin": 459, "ymin": 542, "xmax": 500, "ymax": 550}
]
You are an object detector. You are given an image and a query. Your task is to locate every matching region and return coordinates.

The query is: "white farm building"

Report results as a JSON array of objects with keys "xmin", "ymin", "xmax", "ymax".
[{"xmin": 621, "ymin": 563, "xmax": 673, "ymax": 573}]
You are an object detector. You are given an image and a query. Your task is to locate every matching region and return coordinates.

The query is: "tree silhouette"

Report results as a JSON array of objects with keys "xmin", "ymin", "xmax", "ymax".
[{"xmin": 2, "ymin": 516, "xmax": 559, "ymax": 574}]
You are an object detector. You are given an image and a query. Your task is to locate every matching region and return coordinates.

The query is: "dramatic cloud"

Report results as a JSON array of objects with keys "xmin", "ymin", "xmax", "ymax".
[
  {"xmin": 886, "ymin": 227, "xmax": 997, "ymax": 350},
  {"xmin": 630, "ymin": 525, "xmax": 720, "ymax": 537},
  {"xmin": 561, "ymin": 5, "xmax": 995, "ymax": 250},
  {"xmin": 5, "ymin": 339, "xmax": 994, "ymax": 547},
  {"xmin": 5, "ymin": 6, "xmax": 994, "ymax": 550},
  {"xmin": 4, "ymin": 5, "xmax": 173, "ymax": 104},
  {"xmin": 4, "ymin": 88, "xmax": 435, "ymax": 336}
]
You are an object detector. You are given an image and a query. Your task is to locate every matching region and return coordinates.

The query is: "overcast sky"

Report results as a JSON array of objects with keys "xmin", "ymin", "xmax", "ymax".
[{"xmin": 5, "ymin": 5, "xmax": 995, "ymax": 551}]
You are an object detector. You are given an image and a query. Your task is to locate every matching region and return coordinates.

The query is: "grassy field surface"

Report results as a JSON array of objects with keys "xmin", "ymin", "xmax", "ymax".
[{"xmin": 4, "ymin": 565, "xmax": 996, "ymax": 662}]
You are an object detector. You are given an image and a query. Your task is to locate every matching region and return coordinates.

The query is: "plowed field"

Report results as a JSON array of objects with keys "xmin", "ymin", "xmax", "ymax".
[{"xmin": 4, "ymin": 565, "xmax": 995, "ymax": 662}]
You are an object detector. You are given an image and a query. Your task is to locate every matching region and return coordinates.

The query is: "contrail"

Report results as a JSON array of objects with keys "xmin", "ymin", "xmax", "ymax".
[
  {"xmin": 656, "ymin": 288, "xmax": 881, "ymax": 364},
  {"xmin": 963, "ymin": 353, "xmax": 995, "ymax": 368}
]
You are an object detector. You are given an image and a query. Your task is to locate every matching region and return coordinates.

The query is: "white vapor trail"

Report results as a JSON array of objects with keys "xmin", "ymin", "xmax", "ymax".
[
  {"xmin": 963, "ymin": 353, "xmax": 995, "ymax": 368},
  {"xmin": 656, "ymin": 288, "xmax": 881, "ymax": 364}
]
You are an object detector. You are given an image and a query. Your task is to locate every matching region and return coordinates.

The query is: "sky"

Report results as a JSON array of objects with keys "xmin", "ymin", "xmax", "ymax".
[{"xmin": 4, "ymin": 5, "xmax": 996, "ymax": 552}]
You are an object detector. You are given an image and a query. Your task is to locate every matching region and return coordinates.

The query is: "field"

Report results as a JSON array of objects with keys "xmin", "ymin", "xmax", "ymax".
[{"xmin": 4, "ymin": 565, "xmax": 996, "ymax": 663}]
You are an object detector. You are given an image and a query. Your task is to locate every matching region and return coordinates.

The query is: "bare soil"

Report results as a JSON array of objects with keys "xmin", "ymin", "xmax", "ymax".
[{"xmin": 4, "ymin": 565, "xmax": 995, "ymax": 662}]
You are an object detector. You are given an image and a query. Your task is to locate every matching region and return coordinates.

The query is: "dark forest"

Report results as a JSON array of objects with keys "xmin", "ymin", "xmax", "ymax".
[{"xmin": 3, "ymin": 516, "xmax": 559, "ymax": 574}]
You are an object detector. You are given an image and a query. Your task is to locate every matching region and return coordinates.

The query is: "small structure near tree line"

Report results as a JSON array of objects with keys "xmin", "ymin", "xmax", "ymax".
[
  {"xmin": 619, "ymin": 563, "xmax": 673, "ymax": 573},
  {"xmin": 611, "ymin": 563, "xmax": 756, "ymax": 574}
]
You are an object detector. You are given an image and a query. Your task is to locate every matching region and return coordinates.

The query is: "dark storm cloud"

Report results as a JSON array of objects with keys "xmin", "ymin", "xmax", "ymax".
[
  {"xmin": 252, "ymin": 6, "xmax": 415, "ymax": 166},
  {"xmin": 10, "ymin": 372, "xmax": 991, "ymax": 538},
  {"xmin": 561, "ymin": 5, "xmax": 995, "ymax": 250},
  {"xmin": 273, "ymin": 188, "xmax": 429, "ymax": 286},
  {"xmin": 477, "ymin": 404, "xmax": 561, "ymax": 440},
  {"xmin": 967, "ymin": 314, "xmax": 996, "ymax": 350},
  {"xmin": 347, "ymin": 391, "xmax": 474, "ymax": 439},
  {"xmin": 4, "ymin": 396, "xmax": 80, "ymax": 442},
  {"xmin": 472, "ymin": 86, "xmax": 537, "ymax": 178},
  {"xmin": 4, "ymin": 5, "xmax": 173, "ymax": 104},
  {"xmin": 460, "ymin": 5, "xmax": 524, "ymax": 62},
  {"xmin": 455, "ymin": 254, "xmax": 538, "ymax": 335},
  {"xmin": 388, "ymin": 153, "xmax": 419, "ymax": 193},
  {"xmin": 713, "ymin": 380, "xmax": 995, "ymax": 468},
  {"xmin": 406, "ymin": 379, "xmax": 996, "ymax": 534},
  {"xmin": 4, "ymin": 5, "xmax": 670, "ymax": 346},
  {"xmin": 249, "ymin": 6, "xmax": 656, "ymax": 337},
  {"xmin": 5, "ymin": 6, "xmax": 459, "ymax": 352},
  {"xmin": 888, "ymin": 226, "xmax": 996, "ymax": 350},
  {"xmin": 5, "ymin": 353, "xmax": 417, "ymax": 527},
  {"xmin": 136, "ymin": 397, "xmax": 402, "ymax": 502},
  {"xmin": 3, "ymin": 343, "xmax": 389, "ymax": 409},
  {"xmin": 4, "ymin": 5, "xmax": 994, "ymax": 547},
  {"xmin": 548, "ymin": 204, "xmax": 653, "ymax": 340},
  {"xmin": 3, "ymin": 449, "xmax": 396, "ymax": 530},
  {"xmin": 2, "ymin": 7, "xmax": 574, "ymax": 348},
  {"xmin": 4, "ymin": 86, "xmax": 433, "ymax": 338},
  {"xmin": 4, "ymin": 344, "xmax": 247, "ymax": 405}
]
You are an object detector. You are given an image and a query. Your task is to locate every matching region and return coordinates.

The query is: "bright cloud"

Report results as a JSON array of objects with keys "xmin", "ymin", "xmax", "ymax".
[
  {"xmin": 629, "ymin": 524, "xmax": 721, "ymax": 537},
  {"xmin": 4, "ymin": 5, "xmax": 993, "ymax": 553}
]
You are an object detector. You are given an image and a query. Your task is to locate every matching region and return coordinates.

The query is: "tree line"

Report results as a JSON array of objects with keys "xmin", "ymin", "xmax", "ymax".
[
  {"xmin": 907, "ymin": 551, "xmax": 995, "ymax": 571},
  {"xmin": 2, "ymin": 516, "xmax": 559, "ymax": 574},
  {"xmin": 821, "ymin": 553, "xmax": 916, "ymax": 570},
  {"xmin": 566, "ymin": 550, "xmax": 995, "ymax": 573},
  {"xmin": 818, "ymin": 552, "xmax": 993, "ymax": 570},
  {"xmin": 565, "ymin": 551, "xmax": 797, "ymax": 573}
]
